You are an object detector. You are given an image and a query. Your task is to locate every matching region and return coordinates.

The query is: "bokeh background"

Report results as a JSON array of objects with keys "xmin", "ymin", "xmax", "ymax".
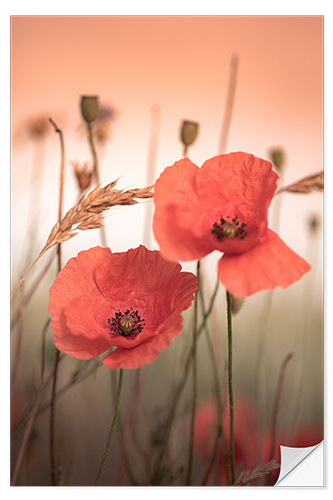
[{"xmin": 11, "ymin": 16, "xmax": 323, "ymax": 485}]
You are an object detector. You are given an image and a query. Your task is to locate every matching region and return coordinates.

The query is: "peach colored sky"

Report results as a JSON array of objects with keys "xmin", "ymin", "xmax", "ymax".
[{"xmin": 11, "ymin": 16, "xmax": 323, "ymax": 287}]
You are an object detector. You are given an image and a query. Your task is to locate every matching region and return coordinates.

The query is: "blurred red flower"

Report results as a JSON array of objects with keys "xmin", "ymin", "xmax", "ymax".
[
  {"xmin": 195, "ymin": 397, "xmax": 323, "ymax": 485},
  {"xmin": 195, "ymin": 397, "xmax": 259, "ymax": 485},
  {"xmin": 49, "ymin": 245, "xmax": 198, "ymax": 369},
  {"xmin": 153, "ymin": 152, "xmax": 310, "ymax": 296}
]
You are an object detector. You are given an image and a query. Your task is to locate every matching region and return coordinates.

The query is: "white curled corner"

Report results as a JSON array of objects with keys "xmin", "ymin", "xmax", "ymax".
[{"xmin": 275, "ymin": 441, "xmax": 324, "ymax": 486}]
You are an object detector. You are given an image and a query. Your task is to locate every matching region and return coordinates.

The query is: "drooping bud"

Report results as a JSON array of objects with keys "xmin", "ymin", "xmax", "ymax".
[
  {"xmin": 307, "ymin": 214, "xmax": 321, "ymax": 235},
  {"xmin": 269, "ymin": 148, "xmax": 286, "ymax": 173},
  {"xmin": 230, "ymin": 294, "xmax": 245, "ymax": 315},
  {"xmin": 180, "ymin": 120, "xmax": 199, "ymax": 148},
  {"xmin": 80, "ymin": 95, "xmax": 100, "ymax": 124}
]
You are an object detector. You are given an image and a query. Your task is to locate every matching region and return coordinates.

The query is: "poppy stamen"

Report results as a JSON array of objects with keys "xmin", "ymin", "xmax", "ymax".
[
  {"xmin": 211, "ymin": 215, "xmax": 248, "ymax": 241},
  {"xmin": 107, "ymin": 307, "xmax": 145, "ymax": 339}
]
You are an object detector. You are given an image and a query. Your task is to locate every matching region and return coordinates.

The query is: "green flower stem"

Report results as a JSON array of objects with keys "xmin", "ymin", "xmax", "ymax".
[
  {"xmin": 94, "ymin": 369, "xmax": 124, "ymax": 486},
  {"xmin": 226, "ymin": 291, "xmax": 235, "ymax": 484},
  {"xmin": 185, "ymin": 260, "xmax": 200, "ymax": 485},
  {"xmin": 87, "ymin": 122, "xmax": 100, "ymax": 185},
  {"xmin": 198, "ymin": 281, "xmax": 228, "ymax": 473},
  {"xmin": 86, "ymin": 121, "xmax": 107, "ymax": 247},
  {"xmin": 183, "ymin": 145, "xmax": 188, "ymax": 158},
  {"xmin": 111, "ymin": 370, "xmax": 138, "ymax": 485},
  {"xmin": 150, "ymin": 278, "xmax": 219, "ymax": 484}
]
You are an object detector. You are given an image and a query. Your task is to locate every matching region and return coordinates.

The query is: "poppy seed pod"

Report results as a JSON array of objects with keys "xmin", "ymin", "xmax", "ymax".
[
  {"xmin": 269, "ymin": 148, "xmax": 285, "ymax": 173},
  {"xmin": 180, "ymin": 120, "xmax": 199, "ymax": 148},
  {"xmin": 80, "ymin": 95, "xmax": 100, "ymax": 123}
]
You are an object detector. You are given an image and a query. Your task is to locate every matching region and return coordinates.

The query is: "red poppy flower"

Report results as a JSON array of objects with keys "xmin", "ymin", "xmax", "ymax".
[
  {"xmin": 48, "ymin": 245, "xmax": 198, "ymax": 370},
  {"xmin": 153, "ymin": 152, "xmax": 310, "ymax": 296}
]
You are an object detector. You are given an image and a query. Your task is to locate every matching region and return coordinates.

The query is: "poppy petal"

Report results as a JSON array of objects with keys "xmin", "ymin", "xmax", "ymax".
[
  {"xmin": 49, "ymin": 246, "xmax": 112, "ymax": 314},
  {"xmin": 153, "ymin": 158, "xmax": 214, "ymax": 261},
  {"xmin": 196, "ymin": 152, "xmax": 278, "ymax": 223},
  {"xmin": 54, "ymin": 295, "xmax": 112, "ymax": 359},
  {"xmin": 218, "ymin": 229, "xmax": 311, "ymax": 297},
  {"xmin": 49, "ymin": 247, "xmax": 113, "ymax": 358}
]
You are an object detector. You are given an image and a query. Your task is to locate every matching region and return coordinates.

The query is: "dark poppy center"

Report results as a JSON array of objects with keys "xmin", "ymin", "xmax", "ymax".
[
  {"xmin": 211, "ymin": 215, "xmax": 248, "ymax": 241},
  {"xmin": 107, "ymin": 307, "xmax": 145, "ymax": 339}
]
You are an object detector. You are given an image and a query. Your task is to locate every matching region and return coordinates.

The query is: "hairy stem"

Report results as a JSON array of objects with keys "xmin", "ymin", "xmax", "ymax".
[
  {"xmin": 218, "ymin": 54, "xmax": 239, "ymax": 154},
  {"xmin": 50, "ymin": 350, "xmax": 60, "ymax": 485},
  {"xmin": 11, "ymin": 352, "xmax": 63, "ymax": 485},
  {"xmin": 49, "ymin": 118, "xmax": 66, "ymax": 486},
  {"xmin": 150, "ymin": 278, "xmax": 219, "ymax": 484},
  {"xmin": 11, "ymin": 286, "xmax": 25, "ymax": 386},
  {"xmin": 198, "ymin": 279, "xmax": 228, "ymax": 477},
  {"xmin": 11, "ymin": 252, "xmax": 56, "ymax": 329},
  {"xmin": 268, "ymin": 353, "xmax": 294, "ymax": 461},
  {"xmin": 94, "ymin": 369, "xmax": 124, "ymax": 485},
  {"xmin": 226, "ymin": 291, "xmax": 235, "ymax": 484},
  {"xmin": 11, "ymin": 250, "xmax": 47, "ymax": 300},
  {"xmin": 185, "ymin": 261, "xmax": 200, "ymax": 485},
  {"xmin": 86, "ymin": 121, "xmax": 107, "ymax": 247},
  {"xmin": 143, "ymin": 104, "xmax": 160, "ymax": 247}
]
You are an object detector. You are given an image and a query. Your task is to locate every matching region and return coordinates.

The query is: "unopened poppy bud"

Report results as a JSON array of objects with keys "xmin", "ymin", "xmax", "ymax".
[
  {"xmin": 307, "ymin": 214, "xmax": 321, "ymax": 234},
  {"xmin": 180, "ymin": 120, "xmax": 199, "ymax": 148},
  {"xmin": 230, "ymin": 294, "xmax": 245, "ymax": 315},
  {"xmin": 80, "ymin": 95, "xmax": 100, "ymax": 123},
  {"xmin": 269, "ymin": 148, "xmax": 285, "ymax": 173}
]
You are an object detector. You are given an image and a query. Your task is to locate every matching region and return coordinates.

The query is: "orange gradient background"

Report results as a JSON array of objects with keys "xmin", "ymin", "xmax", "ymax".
[
  {"xmin": 11, "ymin": 16, "xmax": 323, "ymax": 261},
  {"xmin": 10, "ymin": 16, "xmax": 323, "ymax": 485}
]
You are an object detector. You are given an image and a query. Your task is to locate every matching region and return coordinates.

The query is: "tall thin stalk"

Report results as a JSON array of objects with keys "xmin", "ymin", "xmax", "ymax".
[
  {"xmin": 11, "ymin": 252, "xmax": 56, "ymax": 329},
  {"xmin": 48, "ymin": 118, "xmax": 66, "ymax": 486},
  {"xmin": 218, "ymin": 54, "xmax": 239, "ymax": 154},
  {"xmin": 226, "ymin": 291, "xmax": 235, "ymax": 484},
  {"xmin": 22, "ymin": 136, "xmax": 46, "ymax": 269},
  {"xmin": 268, "ymin": 353, "xmax": 293, "ymax": 461},
  {"xmin": 150, "ymin": 279, "xmax": 219, "ymax": 484},
  {"xmin": 94, "ymin": 369, "xmax": 124, "ymax": 485},
  {"xmin": 11, "ymin": 285, "xmax": 25, "ymax": 386},
  {"xmin": 86, "ymin": 121, "xmax": 107, "ymax": 247},
  {"xmin": 185, "ymin": 260, "xmax": 200, "ymax": 485},
  {"xmin": 256, "ymin": 164, "xmax": 286, "ymax": 429},
  {"xmin": 198, "ymin": 280, "xmax": 228, "ymax": 476},
  {"xmin": 143, "ymin": 104, "xmax": 160, "ymax": 247},
  {"xmin": 11, "ymin": 349, "xmax": 63, "ymax": 485}
]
